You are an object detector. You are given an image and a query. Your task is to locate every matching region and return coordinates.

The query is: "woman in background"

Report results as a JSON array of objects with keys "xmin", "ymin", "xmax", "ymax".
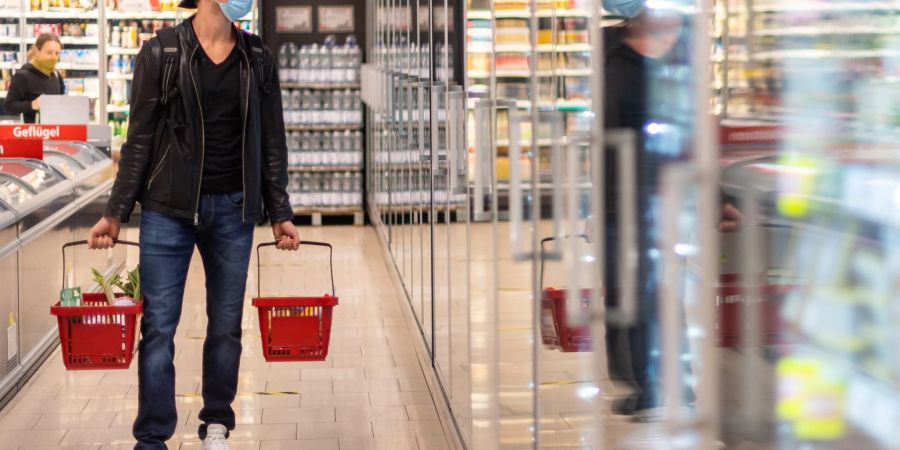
[{"xmin": 4, "ymin": 33, "xmax": 65, "ymax": 123}]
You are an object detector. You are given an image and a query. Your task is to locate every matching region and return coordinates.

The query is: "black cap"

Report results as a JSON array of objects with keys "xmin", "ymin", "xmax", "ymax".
[{"xmin": 178, "ymin": 0, "xmax": 197, "ymax": 8}]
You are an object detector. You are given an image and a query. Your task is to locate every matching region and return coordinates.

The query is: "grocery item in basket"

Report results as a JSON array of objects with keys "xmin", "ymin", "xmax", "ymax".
[
  {"xmin": 91, "ymin": 268, "xmax": 122, "ymax": 305},
  {"xmin": 113, "ymin": 265, "xmax": 141, "ymax": 304},
  {"xmin": 59, "ymin": 287, "xmax": 82, "ymax": 306}
]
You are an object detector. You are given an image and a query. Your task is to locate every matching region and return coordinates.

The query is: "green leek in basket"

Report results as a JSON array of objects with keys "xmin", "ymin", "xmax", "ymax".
[{"xmin": 91, "ymin": 268, "xmax": 121, "ymax": 306}]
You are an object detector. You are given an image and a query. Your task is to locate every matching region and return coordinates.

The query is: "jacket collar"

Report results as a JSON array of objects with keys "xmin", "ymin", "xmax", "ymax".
[{"xmin": 178, "ymin": 15, "xmax": 249, "ymax": 54}]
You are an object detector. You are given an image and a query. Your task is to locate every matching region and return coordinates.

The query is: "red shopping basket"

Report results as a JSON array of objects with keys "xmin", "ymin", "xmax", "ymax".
[
  {"xmin": 252, "ymin": 240, "xmax": 338, "ymax": 362},
  {"xmin": 541, "ymin": 287, "xmax": 594, "ymax": 352},
  {"xmin": 538, "ymin": 235, "xmax": 598, "ymax": 352},
  {"xmin": 716, "ymin": 273, "xmax": 799, "ymax": 348},
  {"xmin": 50, "ymin": 240, "xmax": 143, "ymax": 370}
]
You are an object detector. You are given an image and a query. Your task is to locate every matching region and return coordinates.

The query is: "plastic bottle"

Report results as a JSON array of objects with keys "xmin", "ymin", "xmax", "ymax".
[
  {"xmin": 281, "ymin": 89, "xmax": 291, "ymax": 119},
  {"xmin": 322, "ymin": 35, "xmax": 336, "ymax": 82},
  {"xmin": 345, "ymin": 35, "xmax": 360, "ymax": 84},
  {"xmin": 311, "ymin": 132, "xmax": 322, "ymax": 166},
  {"xmin": 330, "ymin": 131, "xmax": 342, "ymax": 165},
  {"xmin": 288, "ymin": 42, "xmax": 299, "ymax": 83},
  {"xmin": 352, "ymin": 172, "xmax": 362, "ymax": 206},
  {"xmin": 308, "ymin": 44, "xmax": 321, "ymax": 83},
  {"xmin": 289, "ymin": 132, "xmax": 301, "ymax": 166},
  {"xmin": 277, "ymin": 43, "xmax": 290, "ymax": 82},
  {"xmin": 357, "ymin": 130, "xmax": 364, "ymax": 165},
  {"xmin": 297, "ymin": 45, "xmax": 309, "ymax": 83},
  {"xmin": 111, "ymin": 26, "xmax": 121, "ymax": 48}
]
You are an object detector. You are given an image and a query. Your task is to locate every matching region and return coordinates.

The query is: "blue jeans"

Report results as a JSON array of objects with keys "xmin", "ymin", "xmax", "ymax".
[{"xmin": 133, "ymin": 193, "xmax": 253, "ymax": 449}]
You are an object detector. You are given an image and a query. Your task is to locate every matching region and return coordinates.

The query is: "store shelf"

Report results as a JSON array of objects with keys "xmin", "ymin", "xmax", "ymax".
[
  {"xmin": 467, "ymin": 10, "xmax": 492, "ymax": 20},
  {"xmin": 0, "ymin": 36, "xmax": 21, "ymax": 45},
  {"xmin": 24, "ymin": 10, "xmax": 98, "ymax": 20},
  {"xmin": 0, "ymin": 61, "xmax": 17, "ymax": 70},
  {"xmin": 536, "ymin": 43, "xmax": 592, "ymax": 52},
  {"xmin": 67, "ymin": 91, "xmax": 99, "ymax": 98},
  {"xmin": 757, "ymin": 26, "xmax": 900, "ymax": 37},
  {"xmin": 469, "ymin": 68, "xmax": 592, "ymax": 78},
  {"xmin": 536, "ymin": 9, "xmax": 591, "ymax": 17},
  {"xmin": 541, "ymin": 68, "xmax": 592, "ymax": 77},
  {"xmin": 281, "ymin": 83, "xmax": 361, "ymax": 90},
  {"xmin": 0, "ymin": 90, "xmax": 7, "ymax": 98},
  {"xmin": 60, "ymin": 36, "xmax": 101, "ymax": 46},
  {"xmin": 106, "ymin": 10, "xmax": 181, "ymax": 20},
  {"xmin": 107, "ymin": 104, "xmax": 130, "ymax": 113},
  {"xmin": 107, "ymin": 47, "xmax": 141, "ymax": 55},
  {"xmin": 469, "ymin": 43, "xmax": 593, "ymax": 54},
  {"xmin": 469, "ymin": 8, "xmax": 593, "ymax": 19},
  {"xmin": 753, "ymin": 48, "xmax": 900, "ymax": 60},
  {"xmin": 292, "ymin": 206, "xmax": 364, "ymax": 215},
  {"xmin": 288, "ymin": 165, "xmax": 362, "ymax": 173},
  {"xmin": 0, "ymin": 11, "xmax": 22, "ymax": 19},
  {"xmin": 106, "ymin": 72, "xmax": 133, "ymax": 80},
  {"xmin": 752, "ymin": 2, "xmax": 899, "ymax": 13},
  {"xmin": 58, "ymin": 63, "xmax": 100, "ymax": 71},
  {"xmin": 493, "ymin": 10, "xmax": 531, "ymax": 18},
  {"xmin": 285, "ymin": 124, "xmax": 364, "ymax": 132}
]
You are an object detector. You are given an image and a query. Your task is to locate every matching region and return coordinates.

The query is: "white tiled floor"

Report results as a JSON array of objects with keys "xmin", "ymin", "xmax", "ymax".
[{"xmin": 0, "ymin": 226, "xmax": 452, "ymax": 450}]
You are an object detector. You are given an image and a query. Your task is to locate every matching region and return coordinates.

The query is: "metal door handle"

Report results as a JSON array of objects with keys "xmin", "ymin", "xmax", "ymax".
[
  {"xmin": 472, "ymin": 99, "xmax": 493, "ymax": 222},
  {"xmin": 659, "ymin": 163, "xmax": 694, "ymax": 431},
  {"xmin": 542, "ymin": 111, "xmax": 565, "ymax": 260},
  {"xmin": 508, "ymin": 104, "xmax": 529, "ymax": 261},
  {"xmin": 606, "ymin": 128, "xmax": 638, "ymax": 326},
  {"xmin": 448, "ymin": 88, "xmax": 467, "ymax": 195}
]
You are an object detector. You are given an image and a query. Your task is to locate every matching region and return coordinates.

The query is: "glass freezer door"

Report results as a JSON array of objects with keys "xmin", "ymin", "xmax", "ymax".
[
  {"xmin": 719, "ymin": 1, "xmax": 900, "ymax": 450},
  {"xmin": 591, "ymin": 1, "xmax": 721, "ymax": 449}
]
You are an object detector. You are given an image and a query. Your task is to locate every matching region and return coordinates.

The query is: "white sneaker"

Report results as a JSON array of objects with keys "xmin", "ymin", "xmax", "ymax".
[{"xmin": 202, "ymin": 424, "xmax": 229, "ymax": 450}]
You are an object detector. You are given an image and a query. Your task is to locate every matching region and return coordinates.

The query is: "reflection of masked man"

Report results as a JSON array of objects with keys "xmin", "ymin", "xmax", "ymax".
[{"xmin": 601, "ymin": 0, "xmax": 690, "ymax": 421}]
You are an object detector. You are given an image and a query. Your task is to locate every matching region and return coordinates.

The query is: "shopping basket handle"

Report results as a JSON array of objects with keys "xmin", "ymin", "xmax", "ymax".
[
  {"xmin": 539, "ymin": 234, "xmax": 588, "ymax": 291},
  {"xmin": 256, "ymin": 240, "xmax": 336, "ymax": 298},
  {"xmin": 61, "ymin": 239, "xmax": 140, "ymax": 289}
]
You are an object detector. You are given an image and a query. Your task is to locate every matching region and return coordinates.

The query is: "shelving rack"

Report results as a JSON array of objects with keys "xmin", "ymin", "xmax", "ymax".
[
  {"xmin": 713, "ymin": 0, "xmax": 900, "ymax": 119},
  {"xmin": 0, "ymin": 2, "xmax": 256, "ymax": 132}
]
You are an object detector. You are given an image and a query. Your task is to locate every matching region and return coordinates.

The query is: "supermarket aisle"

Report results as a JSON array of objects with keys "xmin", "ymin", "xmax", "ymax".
[{"xmin": 0, "ymin": 226, "xmax": 451, "ymax": 450}]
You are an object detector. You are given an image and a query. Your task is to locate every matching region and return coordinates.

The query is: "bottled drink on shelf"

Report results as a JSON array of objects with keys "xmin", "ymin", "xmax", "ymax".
[
  {"xmin": 298, "ymin": 45, "xmax": 310, "ymax": 83},
  {"xmin": 277, "ymin": 43, "xmax": 290, "ymax": 83},
  {"xmin": 289, "ymin": 89, "xmax": 302, "ymax": 125},
  {"xmin": 332, "ymin": 44, "xmax": 347, "ymax": 84},
  {"xmin": 308, "ymin": 44, "xmax": 321, "ymax": 84},
  {"xmin": 346, "ymin": 35, "xmax": 360, "ymax": 84},
  {"xmin": 323, "ymin": 34, "xmax": 336, "ymax": 82},
  {"xmin": 331, "ymin": 131, "xmax": 343, "ymax": 166},
  {"xmin": 288, "ymin": 42, "xmax": 299, "ymax": 83}
]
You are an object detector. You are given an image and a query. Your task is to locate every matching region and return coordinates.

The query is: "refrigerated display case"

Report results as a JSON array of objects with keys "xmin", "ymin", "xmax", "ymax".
[
  {"xmin": 0, "ymin": 140, "xmax": 122, "ymax": 410},
  {"xmin": 0, "ymin": 201, "xmax": 18, "ymax": 399},
  {"xmin": 0, "ymin": 159, "xmax": 74, "ymax": 378}
]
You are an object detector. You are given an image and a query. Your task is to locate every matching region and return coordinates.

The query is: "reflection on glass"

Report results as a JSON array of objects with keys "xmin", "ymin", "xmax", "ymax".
[
  {"xmin": 0, "ymin": 177, "xmax": 34, "ymax": 206},
  {"xmin": 0, "ymin": 162, "xmax": 62, "ymax": 192}
]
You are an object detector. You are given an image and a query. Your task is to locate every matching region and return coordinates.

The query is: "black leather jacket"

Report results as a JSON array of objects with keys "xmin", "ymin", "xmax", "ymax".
[{"xmin": 105, "ymin": 17, "xmax": 292, "ymax": 225}]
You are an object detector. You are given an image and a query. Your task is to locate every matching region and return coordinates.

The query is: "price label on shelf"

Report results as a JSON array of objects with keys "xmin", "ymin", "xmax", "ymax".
[
  {"xmin": 0, "ymin": 139, "xmax": 43, "ymax": 159},
  {"xmin": 121, "ymin": 0, "xmax": 153, "ymax": 12}
]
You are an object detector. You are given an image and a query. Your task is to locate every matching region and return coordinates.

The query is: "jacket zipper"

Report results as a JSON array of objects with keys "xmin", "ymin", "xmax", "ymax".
[
  {"xmin": 189, "ymin": 44, "xmax": 205, "ymax": 226},
  {"xmin": 146, "ymin": 143, "xmax": 170, "ymax": 190},
  {"xmin": 239, "ymin": 48, "xmax": 250, "ymax": 223}
]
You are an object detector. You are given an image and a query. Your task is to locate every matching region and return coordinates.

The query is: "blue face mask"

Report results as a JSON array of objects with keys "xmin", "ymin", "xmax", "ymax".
[
  {"xmin": 217, "ymin": 0, "xmax": 253, "ymax": 22},
  {"xmin": 602, "ymin": 0, "xmax": 646, "ymax": 18}
]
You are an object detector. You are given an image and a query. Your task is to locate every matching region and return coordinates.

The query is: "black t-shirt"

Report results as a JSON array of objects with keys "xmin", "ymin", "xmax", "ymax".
[{"xmin": 198, "ymin": 44, "xmax": 243, "ymax": 195}]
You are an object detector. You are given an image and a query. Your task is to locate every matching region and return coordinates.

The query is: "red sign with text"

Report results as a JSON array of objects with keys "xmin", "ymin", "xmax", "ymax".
[
  {"xmin": 0, "ymin": 139, "xmax": 43, "ymax": 159},
  {"xmin": 0, "ymin": 124, "xmax": 88, "ymax": 141}
]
